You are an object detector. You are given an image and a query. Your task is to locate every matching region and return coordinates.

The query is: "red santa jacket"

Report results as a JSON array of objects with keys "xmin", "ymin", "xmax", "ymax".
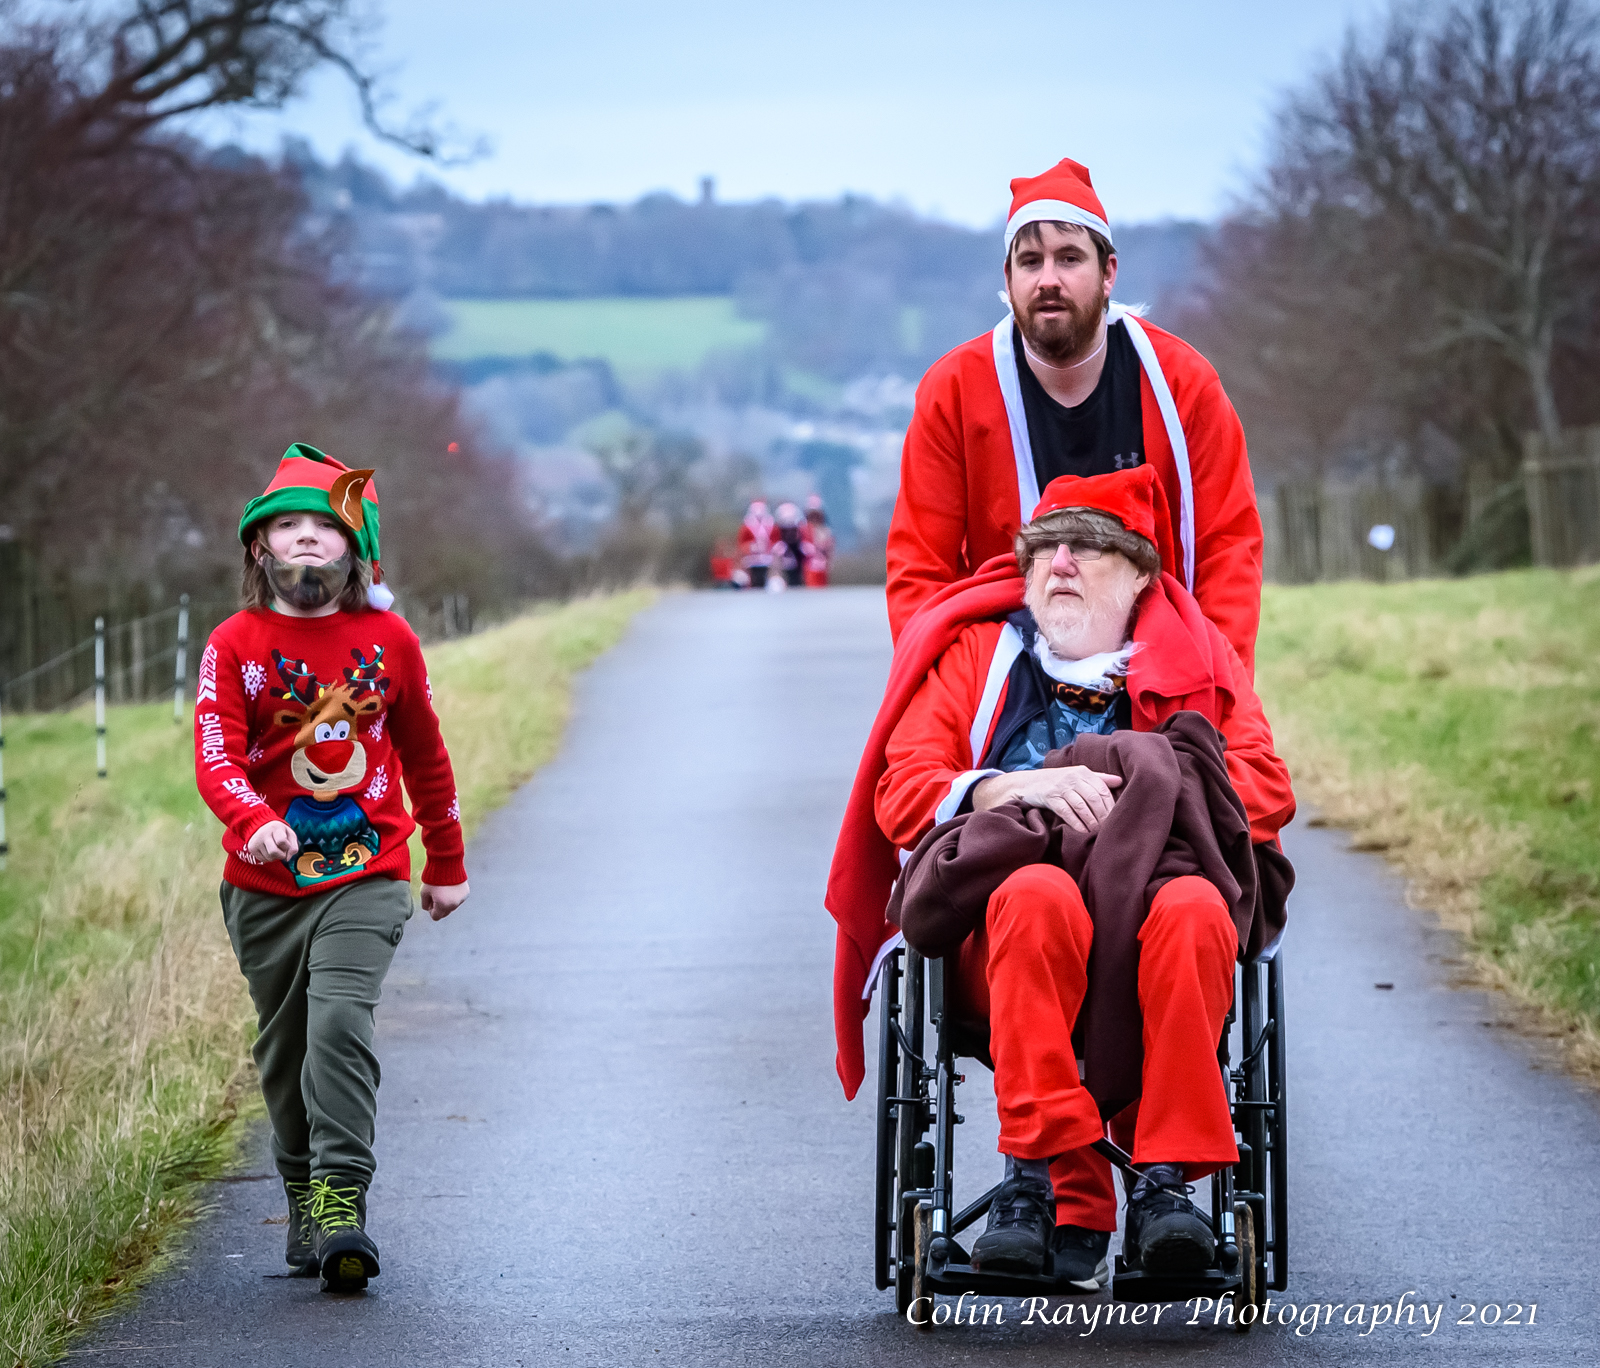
[
  {"xmin": 825, "ymin": 558, "xmax": 1294, "ymax": 1099},
  {"xmin": 195, "ymin": 606, "xmax": 467, "ymax": 896},
  {"xmin": 885, "ymin": 307, "xmax": 1264, "ymax": 672},
  {"xmin": 737, "ymin": 511, "xmax": 776, "ymax": 563}
]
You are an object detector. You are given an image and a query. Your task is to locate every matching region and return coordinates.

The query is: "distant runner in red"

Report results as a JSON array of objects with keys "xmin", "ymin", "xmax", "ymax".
[
  {"xmin": 804, "ymin": 494, "xmax": 835, "ymax": 587},
  {"xmin": 885, "ymin": 158, "xmax": 1264, "ymax": 672},
  {"xmin": 737, "ymin": 500, "xmax": 777, "ymax": 589}
]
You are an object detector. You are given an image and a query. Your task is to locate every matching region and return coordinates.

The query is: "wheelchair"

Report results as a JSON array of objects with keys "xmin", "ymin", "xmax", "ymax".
[{"xmin": 873, "ymin": 937, "xmax": 1287, "ymax": 1329}]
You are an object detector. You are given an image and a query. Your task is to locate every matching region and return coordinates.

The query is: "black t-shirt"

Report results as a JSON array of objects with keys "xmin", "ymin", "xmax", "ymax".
[{"xmin": 1015, "ymin": 319, "xmax": 1145, "ymax": 491}]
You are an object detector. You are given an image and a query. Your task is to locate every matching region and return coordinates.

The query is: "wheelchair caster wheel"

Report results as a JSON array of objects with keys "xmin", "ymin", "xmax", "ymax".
[
  {"xmin": 911, "ymin": 1201, "xmax": 933, "ymax": 1332},
  {"xmin": 894, "ymin": 1192, "xmax": 917, "ymax": 1316},
  {"xmin": 1231, "ymin": 1201, "xmax": 1258, "ymax": 1333}
]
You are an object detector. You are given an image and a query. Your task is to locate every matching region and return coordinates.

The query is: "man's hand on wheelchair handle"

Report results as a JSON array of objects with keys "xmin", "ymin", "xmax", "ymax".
[{"xmin": 972, "ymin": 766, "xmax": 1123, "ymax": 833}]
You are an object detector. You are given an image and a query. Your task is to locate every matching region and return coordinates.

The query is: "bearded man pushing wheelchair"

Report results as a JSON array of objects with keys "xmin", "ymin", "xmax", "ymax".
[{"xmin": 829, "ymin": 464, "xmax": 1294, "ymax": 1295}]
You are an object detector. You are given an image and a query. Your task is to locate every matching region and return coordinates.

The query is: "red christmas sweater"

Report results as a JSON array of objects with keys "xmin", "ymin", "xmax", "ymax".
[{"xmin": 194, "ymin": 606, "xmax": 467, "ymax": 896}]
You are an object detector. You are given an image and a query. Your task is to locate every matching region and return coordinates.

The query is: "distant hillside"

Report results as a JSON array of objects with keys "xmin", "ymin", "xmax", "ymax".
[
  {"xmin": 290, "ymin": 144, "xmax": 1208, "ymax": 384},
  {"xmin": 432, "ymin": 297, "xmax": 768, "ymax": 377}
]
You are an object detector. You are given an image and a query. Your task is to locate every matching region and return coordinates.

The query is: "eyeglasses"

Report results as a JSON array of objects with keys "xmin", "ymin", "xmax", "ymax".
[{"xmin": 1031, "ymin": 541, "xmax": 1107, "ymax": 563}]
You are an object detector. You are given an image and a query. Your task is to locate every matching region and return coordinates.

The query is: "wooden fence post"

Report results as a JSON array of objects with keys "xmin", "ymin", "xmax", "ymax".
[
  {"xmin": 1524, "ymin": 427, "xmax": 1600, "ymax": 567},
  {"xmin": 94, "ymin": 616, "xmax": 107, "ymax": 779},
  {"xmin": 173, "ymin": 594, "xmax": 190, "ymax": 724},
  {"xmin": 130, "ymin": 615, "xmax": 145, "ymax": 703},
  {"xmin": 0, "ymin": 694, "xmax": 8, "ymax": 871}
]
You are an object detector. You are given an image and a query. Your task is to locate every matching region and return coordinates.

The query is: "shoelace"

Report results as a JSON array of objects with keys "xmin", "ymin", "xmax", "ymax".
[
  {"xmin": 285, "ymin": 1180, "xmax": 313, "ymax": 1228},
  {"xmin": 310, "ymin": 1178, "xmax": 362, "ymax": 1232},
  {"xmin": 1132, "ymin": 1174, "xmax": 1200, "ymax": 1216},
  {"xmin": 991, "ymin": 1180, "xmax": 1052, "ymax": 1230}
]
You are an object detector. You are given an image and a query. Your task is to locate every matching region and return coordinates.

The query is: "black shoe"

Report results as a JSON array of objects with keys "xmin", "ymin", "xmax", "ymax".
[
  {"xmin": 970, "ymin": 1175, "xmax": 1054, "ymax": 1274},
  {"xmin": 1051, "ymin": 1225, "xmax": 1111, "ymax": 1291},
  {"xmin": 284, "ymin": 1179, "xmax": 319, "ymax": 1277},
  {"xmin": 310, "ymin": 1176, "xmax": 380, "ymax": 1292},
  {"xmin": 1124, "ymin": 1164, "xmax": 1215, "ymax": 1273}
]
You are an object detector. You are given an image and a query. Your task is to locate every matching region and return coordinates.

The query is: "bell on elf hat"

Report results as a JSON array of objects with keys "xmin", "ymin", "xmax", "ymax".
[{"xmin": 239, "ymin": 443, "xmax": 394, "ymax": 610}]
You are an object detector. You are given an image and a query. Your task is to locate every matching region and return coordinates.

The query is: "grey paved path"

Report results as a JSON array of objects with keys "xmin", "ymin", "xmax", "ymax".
[{"xmin": 82, "ymin": 588, "xmax": 1600, "ymax": 1366}]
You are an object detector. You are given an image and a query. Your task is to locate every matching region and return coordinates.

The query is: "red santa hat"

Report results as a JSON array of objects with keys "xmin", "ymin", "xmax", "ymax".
[
  {"xmin": 1005, "ymin": 157, "xmax": 1113, "ymax": 255},
  {"xmin": 1031, "ymin": 466, "xmax": 1157, "ymax": 544}
]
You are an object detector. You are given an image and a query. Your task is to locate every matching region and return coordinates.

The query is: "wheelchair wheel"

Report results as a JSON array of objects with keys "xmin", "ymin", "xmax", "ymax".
[
  {"xmin": 1231, "ymin": 1201, "xmax": 1258, "ymax": 1333},
  {"xmin": 874, "ymin": 951, "xmax": 902, "ymax": 1292},
  {"xmin": 882, "ymin": 950, "xmax": 931, "ymax": 1317}
]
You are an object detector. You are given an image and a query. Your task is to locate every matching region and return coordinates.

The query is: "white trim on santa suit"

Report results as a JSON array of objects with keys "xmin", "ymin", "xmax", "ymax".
[{"xmin": 992, "ymin": 305, "xmax": 1197, "ymax": 591}]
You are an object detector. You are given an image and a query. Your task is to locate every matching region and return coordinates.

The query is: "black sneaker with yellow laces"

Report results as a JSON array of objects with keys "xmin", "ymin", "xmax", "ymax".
[
  {"xmin": 310, "ymin": 1176, "xmax": 381, "ymax": 1292},
  {"xmin": 284, "ymin": 1179, "xmax": 318, "ymax": 1277}
]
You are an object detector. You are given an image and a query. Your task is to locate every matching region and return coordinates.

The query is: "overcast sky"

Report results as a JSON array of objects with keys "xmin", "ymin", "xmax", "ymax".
[{"xmin": 195, "ymin": 0, "xmax": 1390, "ymax": 226}]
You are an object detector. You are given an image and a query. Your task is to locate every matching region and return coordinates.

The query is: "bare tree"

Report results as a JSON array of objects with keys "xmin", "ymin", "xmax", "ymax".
[
  {"xmin": 1280, "ymin": 0, "xmax": 1600, "ymax": 463},
  {"xmin": 21, "ymin": 0, "xmax": 476, "ymax": 158},
  {"xmin": 0, "ymin": 2, "xmax": 543, "ymax": 660}
]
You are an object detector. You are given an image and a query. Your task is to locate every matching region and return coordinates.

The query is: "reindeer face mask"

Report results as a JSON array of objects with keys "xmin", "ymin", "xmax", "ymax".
[{"xmin": 258, "ymin": 551, "xmax": 353, "ymax": 610}]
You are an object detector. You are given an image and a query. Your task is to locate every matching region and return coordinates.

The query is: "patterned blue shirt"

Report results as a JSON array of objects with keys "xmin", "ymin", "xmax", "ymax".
[{"xmin": 996, "ymin": 696, "xmax": 1122, "ymax": 772}]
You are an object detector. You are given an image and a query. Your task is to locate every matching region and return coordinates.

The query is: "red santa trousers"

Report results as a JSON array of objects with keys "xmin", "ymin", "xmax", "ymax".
[{"xmin": 950, "ymin": 866, "xmax": 1239, "ymax": 1231}]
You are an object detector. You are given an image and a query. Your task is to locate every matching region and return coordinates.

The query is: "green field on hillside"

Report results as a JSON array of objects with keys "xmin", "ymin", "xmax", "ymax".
[{"xmin": 432, "ymin": 296, "xmax": 767, "ymax": 374}]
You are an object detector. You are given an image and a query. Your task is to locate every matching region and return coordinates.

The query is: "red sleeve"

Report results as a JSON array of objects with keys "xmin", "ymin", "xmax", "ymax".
[
  {"xmin": 386, "ymin": 634, "xmax": 468, "ymax": 886},
  {"xmin": 875, "ymin": 627, "xmax": 991, "ymax": 848},
  {"xmin": 886, "ymin": 369, "xmax": 973, "ymax": 643},
  {"xmin": 1184, "ymin": 370, "xmax": 1264, "ymax": 676},
  {"xmin": 193, "ymin": 630, "xmax": 278, "ymax": 850},
  {"xmin": 1211, "ymin": 628, "xmax": 1295, "ymax": 842}
]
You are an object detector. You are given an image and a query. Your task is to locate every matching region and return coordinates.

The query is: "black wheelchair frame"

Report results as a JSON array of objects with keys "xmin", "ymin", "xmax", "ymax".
[{"xmin": 873, "ymin": 941, "xmax": 1287, "ymax": 1329}]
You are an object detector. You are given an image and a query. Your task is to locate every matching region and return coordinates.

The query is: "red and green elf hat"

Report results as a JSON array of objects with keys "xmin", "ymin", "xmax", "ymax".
[{"xmin": 238, "ymin": 444, "xmax": 383, "ymax": 576}]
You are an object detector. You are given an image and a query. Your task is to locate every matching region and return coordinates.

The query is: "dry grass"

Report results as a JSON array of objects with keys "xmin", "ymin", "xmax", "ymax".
[
  {"xmin": 0, "ymin": 591, "xmax": 652, "ymax": 1367},
  {"xmin": 0, "ymin": 822, "xmax": 253, "ymax": 1366},
  {"xmin": 1259, "ymin": 569, "xmax": 1600, "ymax": 1089}
]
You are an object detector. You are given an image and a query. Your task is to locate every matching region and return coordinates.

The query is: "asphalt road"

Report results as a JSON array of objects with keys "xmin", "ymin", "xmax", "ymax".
[{"xmin": 83, "ymin": 588, "xmax": 1600, "ymax": 1366}]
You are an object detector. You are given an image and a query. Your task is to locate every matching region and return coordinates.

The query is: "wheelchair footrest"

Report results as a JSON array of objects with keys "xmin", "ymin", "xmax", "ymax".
[
  {"xmin": 1111, "ymin": 1255, "xmax": 1242, "ymax": 1304},
  {"xmin": 922, "ymin": 1246, "xmax": 1107, "ymax": 1299}
]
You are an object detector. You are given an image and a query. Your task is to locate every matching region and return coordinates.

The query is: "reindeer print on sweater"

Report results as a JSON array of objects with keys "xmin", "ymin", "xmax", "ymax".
[
  {"xmin": 194, "ymin": 609, "xmax": 466, "ymax": 898},
  {"xmin": 268, "ymin": 648, "xmax": 390, "ymax": 887}
]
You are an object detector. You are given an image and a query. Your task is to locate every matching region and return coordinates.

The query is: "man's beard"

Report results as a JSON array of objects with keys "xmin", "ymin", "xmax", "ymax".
[
  {"xmin": 260, "ymin": 553, "xmax": 352, "ymax": 609},
  {"xmin": 1026, "ymin": 573, "xmax": 1140, "ymax": 660},
  {"xmin": 1010, "ymin": 280, "xmax": 1105, "ymax": 366}
]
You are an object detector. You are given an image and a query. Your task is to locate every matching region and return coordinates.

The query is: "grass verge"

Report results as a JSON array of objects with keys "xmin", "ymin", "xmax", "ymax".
[
  {"xmin": 0, "ymin": 591, "xmax": 651, "ymax": 1367},
  {"xmin": 1257, "ymin": 567, "xmax": 1600, "ymax": 1078}
]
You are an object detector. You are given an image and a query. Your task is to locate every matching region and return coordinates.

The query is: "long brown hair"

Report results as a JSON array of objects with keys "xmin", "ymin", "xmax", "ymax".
[{"xmin": 240, "ymin": 527, "xmax": 372, "ymax": 612}]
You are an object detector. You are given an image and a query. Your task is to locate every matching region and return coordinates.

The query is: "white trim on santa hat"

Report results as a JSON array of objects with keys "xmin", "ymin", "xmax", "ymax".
[{"xmin": 1004, "ymin": 199, "xmax": 1114, "ymax": 253}]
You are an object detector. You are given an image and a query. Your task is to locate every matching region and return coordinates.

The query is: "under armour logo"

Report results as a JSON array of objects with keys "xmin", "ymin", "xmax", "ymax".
[{"xmin": 1113, "ymin": 452, "xmax": 1142, "ymax": 470}]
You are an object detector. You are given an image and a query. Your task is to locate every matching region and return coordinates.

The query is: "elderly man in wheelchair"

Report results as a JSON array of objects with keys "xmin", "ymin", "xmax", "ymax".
[{"xmin": 829, "ymin": 465, "xmax": 1295, "ymax": 1300}]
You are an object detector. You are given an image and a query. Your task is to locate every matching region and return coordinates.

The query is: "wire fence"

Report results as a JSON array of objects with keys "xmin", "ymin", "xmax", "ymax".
[
  {"xmin": 0, "ymin": 586, "xmax": 488, "ymax": 871},
  {"xmin": 0, "ymin": 597, "xmax": 235, "ymax": 714},
  {"xmin": 0, "ymin": 596, "xmax": 217, "ymax": 871}
]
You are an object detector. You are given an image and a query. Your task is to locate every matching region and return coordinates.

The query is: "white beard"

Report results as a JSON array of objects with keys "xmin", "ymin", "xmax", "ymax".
[{"xmin": 1027, "ymin": 573, "xmax": 1141, "ymax": 662}]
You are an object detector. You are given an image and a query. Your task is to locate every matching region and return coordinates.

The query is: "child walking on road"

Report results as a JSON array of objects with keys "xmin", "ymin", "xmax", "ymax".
[{"xmin": 194, "ymin": 444, "xmax": 470, "ymax": 1292}]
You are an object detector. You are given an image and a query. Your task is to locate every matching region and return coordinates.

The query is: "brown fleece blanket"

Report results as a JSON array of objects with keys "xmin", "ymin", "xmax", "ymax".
[{"xmin": 887, "ymin": 711, "xmax": 1292, "ymax": 1114}]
